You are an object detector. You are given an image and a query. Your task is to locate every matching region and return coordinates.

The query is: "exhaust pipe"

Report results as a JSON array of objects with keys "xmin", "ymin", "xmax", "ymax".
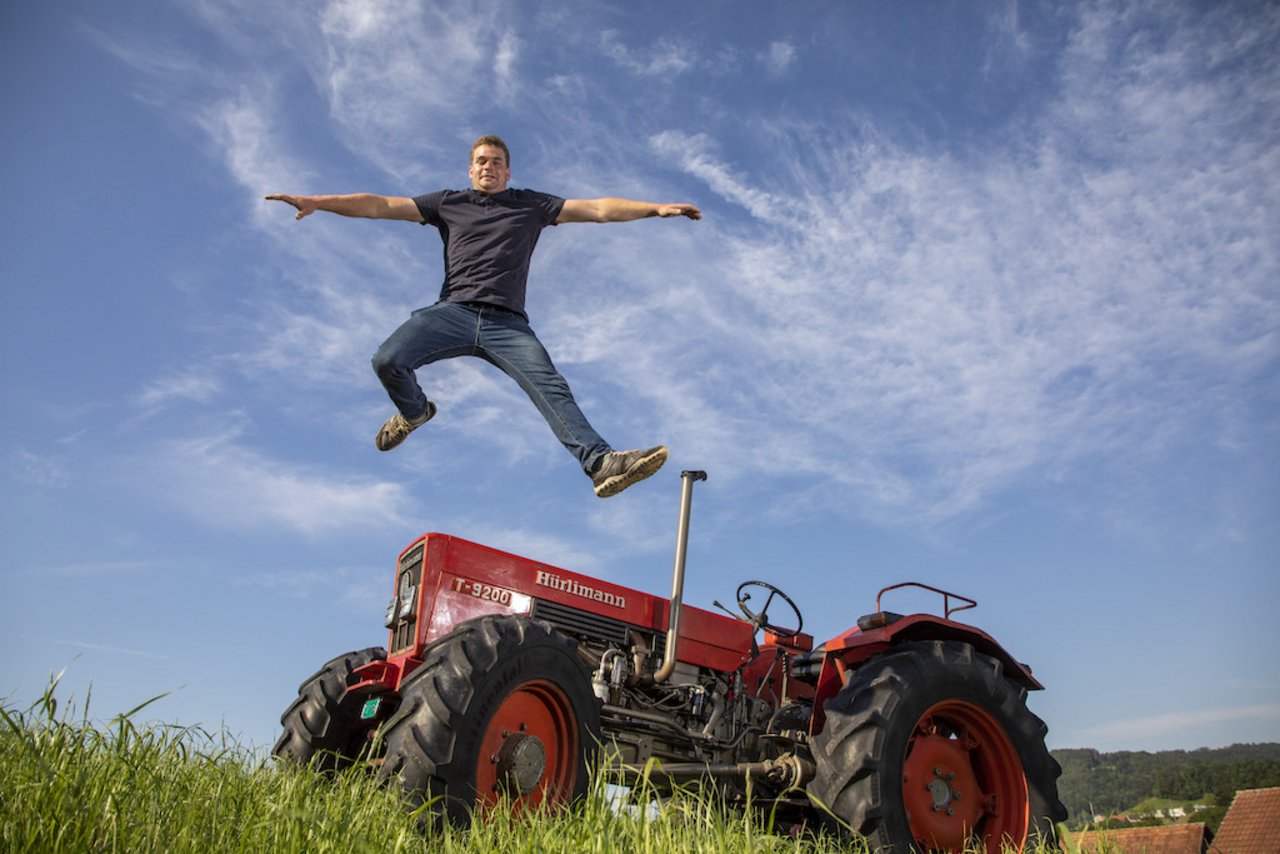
[
  {"xmin": 616, "ymin": 754, "xmax": 816, "ymax": 789},
  {"xmin": 652, "ymin": 470, "xmax": 706, "ymax": 684}
]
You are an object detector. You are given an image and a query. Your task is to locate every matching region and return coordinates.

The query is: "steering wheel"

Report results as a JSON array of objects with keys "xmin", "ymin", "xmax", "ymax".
[{"xmin": 736, "ymin": 580, "xmax": 804, "ymax": 638}]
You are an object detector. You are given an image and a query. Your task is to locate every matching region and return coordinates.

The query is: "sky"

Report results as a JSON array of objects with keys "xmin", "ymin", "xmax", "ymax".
[{"xmin": 2, "ymin": 0, "xmax": 1277, "ymax": 757}]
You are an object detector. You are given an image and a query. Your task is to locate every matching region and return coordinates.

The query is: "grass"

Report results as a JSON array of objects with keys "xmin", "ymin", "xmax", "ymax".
[
  {"xmin": 2, "ymin": 675, "xmax": 1078, "ymax": 853},
  {"xmin": 1, "ymin": 674, "xmax": 851, "ymax": 853}
]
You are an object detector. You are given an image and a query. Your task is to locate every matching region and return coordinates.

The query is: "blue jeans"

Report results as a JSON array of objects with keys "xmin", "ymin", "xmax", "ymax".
[{"xmin": 371, "ymin": 301, "xmax": 611, "ymax": 474}]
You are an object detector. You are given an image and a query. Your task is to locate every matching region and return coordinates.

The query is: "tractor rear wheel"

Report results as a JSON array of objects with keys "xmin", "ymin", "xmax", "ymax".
[
  {"xmin": 808, "ymin": 640, "xmax": 1065, "ymax": 852},
  {"xmin": 273, "ymin": 646, "xmax": 386, "ymax": 772},
  {"xmin": 376, "ymin": 615, "xmax": 601, "ymax": 825}
]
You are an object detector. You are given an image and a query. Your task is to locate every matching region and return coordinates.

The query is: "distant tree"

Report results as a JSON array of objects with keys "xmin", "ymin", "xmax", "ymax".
[
  {"xmin": 1195, "ymin": 805, "xmax": 1229, "ymax": 834},
  {"xmin": 1052, "ymin": 743, "xmax": 1280, "ymax": 830}
]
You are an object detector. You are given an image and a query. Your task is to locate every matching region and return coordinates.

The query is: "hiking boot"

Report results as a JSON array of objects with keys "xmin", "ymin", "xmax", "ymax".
[
  {"xmin": 375, "ymin": 401, "xmax": 436, "ymax": 451},
  {"xmin": 591, "ymin": 445, "xmax": 668, "ymax": 498}
]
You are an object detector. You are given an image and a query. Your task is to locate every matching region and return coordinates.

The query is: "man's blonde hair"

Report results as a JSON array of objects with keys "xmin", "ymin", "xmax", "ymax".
[{"xmin": 470, "ymin": 135, "xmax": 510, "ymax": 167}]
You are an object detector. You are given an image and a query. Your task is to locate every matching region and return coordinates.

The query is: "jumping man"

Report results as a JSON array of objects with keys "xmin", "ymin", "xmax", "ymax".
[{"xmin": 266, "ymin": 135, "xmax": 701, "ymax": 498}]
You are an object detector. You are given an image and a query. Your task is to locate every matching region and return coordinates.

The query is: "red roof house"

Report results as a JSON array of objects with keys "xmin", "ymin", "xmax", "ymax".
[
  {"xmin": 1068, "ymin": 823, "xmax": 1211, "ymax": 854},
  {"xmin": 1211, "ymin": 787, "xmax": 1280, "ymax": 854}
]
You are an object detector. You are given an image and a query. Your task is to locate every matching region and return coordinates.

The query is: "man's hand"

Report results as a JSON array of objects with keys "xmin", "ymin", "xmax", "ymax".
[
  {"xmin": 264, "ymin": 193, "xmax": 320, "ymax": 220},
  {"xmin": 558, "ymin": 197, "xmax": 703, "ymax": 223},
  {"xmin": 263, "ymin": 193, "xmax": 422, "ymax": 222},
  {"xmin": 656, "ymin": 203, "xmax": 702, "ymax": 220}
]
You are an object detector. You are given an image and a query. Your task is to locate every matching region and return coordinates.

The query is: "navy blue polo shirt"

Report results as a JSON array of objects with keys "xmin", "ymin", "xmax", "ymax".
[{"xmin": 414, "ymin": 188, "xmax": 565, "ymax": 316}]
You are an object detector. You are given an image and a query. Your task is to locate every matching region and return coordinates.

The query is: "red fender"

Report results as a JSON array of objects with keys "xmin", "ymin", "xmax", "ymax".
[{"xmin": 810, "ymin": 614, "xmax": 1043, "ymax": 735}]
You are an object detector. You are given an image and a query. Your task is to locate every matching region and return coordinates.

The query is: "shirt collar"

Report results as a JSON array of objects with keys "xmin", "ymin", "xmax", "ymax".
[{"xmin": 468, "ymin": 188, "xmax": 509, "ymax": 204}]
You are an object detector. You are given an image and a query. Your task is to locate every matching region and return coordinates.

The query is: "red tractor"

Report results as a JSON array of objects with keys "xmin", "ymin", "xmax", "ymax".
[{"xmin": 275, "ymin": 471, "xmax": 1065, "ymax": 851}]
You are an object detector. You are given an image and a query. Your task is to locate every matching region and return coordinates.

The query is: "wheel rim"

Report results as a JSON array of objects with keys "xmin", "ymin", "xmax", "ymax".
[
  {"xmin": 901, "ymin": 700, "xmax": 1029, "ymax": 852},
  {"xmin": 475, "ymin": 679, "xmax": 580, "ymax": 812}
]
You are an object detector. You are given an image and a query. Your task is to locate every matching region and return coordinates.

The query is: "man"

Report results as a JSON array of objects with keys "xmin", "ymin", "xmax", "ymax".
[{"xmin": 266, "ymin": 135, "xmax": 701, "ymax": 498}]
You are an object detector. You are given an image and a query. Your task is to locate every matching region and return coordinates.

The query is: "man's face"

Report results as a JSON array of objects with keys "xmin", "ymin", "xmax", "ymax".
[{"xmin": 469, "ymin": 144, "xmax": 511, "ymax": 194}]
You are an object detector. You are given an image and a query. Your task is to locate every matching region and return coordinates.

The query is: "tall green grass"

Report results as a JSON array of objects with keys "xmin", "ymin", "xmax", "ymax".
[{"xmin": 1, "ymin": 675, "xmax": 849, "ymax": 853}]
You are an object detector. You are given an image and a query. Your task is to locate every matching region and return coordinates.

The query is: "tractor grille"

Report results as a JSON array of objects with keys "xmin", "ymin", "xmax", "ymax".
[
  {"xmin": 533, "ymin": 598, "xmax": 664, "ymax": 650},
  {"xmin": 389, "ymin": 542, "xmax": 425, "ymax": 655}
]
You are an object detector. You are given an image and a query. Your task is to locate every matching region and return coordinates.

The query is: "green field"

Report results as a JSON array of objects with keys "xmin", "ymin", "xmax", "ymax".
[
  {"xmin": 1, "ymin": 677, "xmax": 857, "ymax": 854},
  {"xmin": 2, "ymin": 677, "xmax": 1079, "ymax": 853}
]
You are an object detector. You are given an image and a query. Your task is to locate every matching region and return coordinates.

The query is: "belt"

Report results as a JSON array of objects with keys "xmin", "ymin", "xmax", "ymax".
[{"xmin": 458, "ymin": 301, "xmax": 526, "ymax": 319}]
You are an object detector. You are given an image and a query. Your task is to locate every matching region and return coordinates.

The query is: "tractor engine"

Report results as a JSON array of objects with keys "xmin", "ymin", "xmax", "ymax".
[
  {"xmin": 575, "ymin": 625, "xmax": 815, "ymax": 798},
  {"xmin": 588, "ymin": 638, "xmax": 764, "ymax": 765}
]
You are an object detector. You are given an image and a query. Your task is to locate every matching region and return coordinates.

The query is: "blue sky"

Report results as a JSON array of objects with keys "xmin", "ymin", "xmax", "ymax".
[{"xmin": 2, "ymin": 0, "xmax": 1277, "ymax": 755}]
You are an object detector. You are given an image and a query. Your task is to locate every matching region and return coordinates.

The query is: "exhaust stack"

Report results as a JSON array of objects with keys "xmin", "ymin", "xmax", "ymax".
[{"xmin": 652, "ymin": 469, "xmax": 706, "ymax": 684}]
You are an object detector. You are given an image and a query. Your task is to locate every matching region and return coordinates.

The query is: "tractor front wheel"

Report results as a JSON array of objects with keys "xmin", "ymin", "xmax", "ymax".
[
  {"xmin": 273, "ymin": 646, "xmax": 387, "ymax": 772},
  {"xmin": 376, "ymin": 615, "xmax": 601, "ymax": 825},
  {"xmin": 808, "ymin": 640, "xmax": 1065, "ymax": 852}
]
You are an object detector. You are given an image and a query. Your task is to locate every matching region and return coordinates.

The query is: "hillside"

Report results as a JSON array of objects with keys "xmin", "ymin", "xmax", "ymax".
[{"xmin": 1052, "ymin": 743, "xmax": 1280, "ymax": 828}]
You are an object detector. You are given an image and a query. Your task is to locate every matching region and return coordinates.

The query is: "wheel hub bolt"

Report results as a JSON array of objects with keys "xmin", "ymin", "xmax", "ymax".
[
  {"xmin": 926, "ymin": 767, "xmax": 962, "ymax": 813},
  {"xmin": 496, "ymin": 732, "xmax": 547, "ymax": 796}
]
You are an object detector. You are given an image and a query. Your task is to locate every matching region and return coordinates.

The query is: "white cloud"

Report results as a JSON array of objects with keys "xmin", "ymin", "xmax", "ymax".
[
  {"xmin": 16, "ymin": 560, "xmax": 156, "ymax": 578},
  {"xmin": 77, "ymin": 18, "xmax": 219, "ymax": 109},
  {"xmin": 197, "ymin": 86, "xmax": 315, "ymax": 221},
  {"xmin": 7, "ymin": 449, "xmax": 72, "ymax": 490},
  {"xmin": 0, "ymin": 634, "xmax": 169, "ymax": 662},
  {"xmin": 131, "ymin": 426, "xmax": 417, "ymax": 535},
  {"xmin": 495, "ymin": 31, "xmax": 521, "ymax": 102},
  {"xmin": 114, "ymin": 0, "xmax": 1279, "ymax": 535},
  {"xmin": 600, "ymin": 30, "xmax": 696, "ymax": 76},
  {"xmin": 648, "ymin": 131, "xmax": 798, "ymax": 223},
  {"xmin": 1074, "ymin": 704, "xmax": 1280, "ymax": 744},
  {"xmin": 53, "ymin": 638, "xmax": 171, "ymax": 661},
  {"xmin": 310, "ymin": 0, "xmax": 521, "ymax": 178},
  {"xmin": 623, "ymin": 7, "xmax": 1279, "ymax": 527},
  {"xmin": 137, "ymin": 373, "xmax": 223, "ymax": 410},
  {"xmin": 236, "ymin": 565, "xmax": 387, "ymax": 613},
  {"xmin": 761, "ymin": 41, "xmax": 797, "ymax": 76},
  {"xmin": 981, "ymin": 0, "xmax": 1033, "ymax": 75}
]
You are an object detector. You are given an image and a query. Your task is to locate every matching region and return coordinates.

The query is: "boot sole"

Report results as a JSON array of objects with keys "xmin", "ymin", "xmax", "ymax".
[
  {"xmin": 375, "ymin": 402, "xmax": 436, "ymax": 452},
  {"xmin": 594, "ymin": 446, "xmax": 669, "ymax": 498}
]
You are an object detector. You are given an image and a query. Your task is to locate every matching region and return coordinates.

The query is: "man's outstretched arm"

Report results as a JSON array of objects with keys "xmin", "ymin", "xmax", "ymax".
[
  {"xmin": 264, "ymin": 193, "xmax": 423, "ymax": 222},
  {"xmin": 557, "ymin": 198, "xmax": 701, "ymax": 224}
]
